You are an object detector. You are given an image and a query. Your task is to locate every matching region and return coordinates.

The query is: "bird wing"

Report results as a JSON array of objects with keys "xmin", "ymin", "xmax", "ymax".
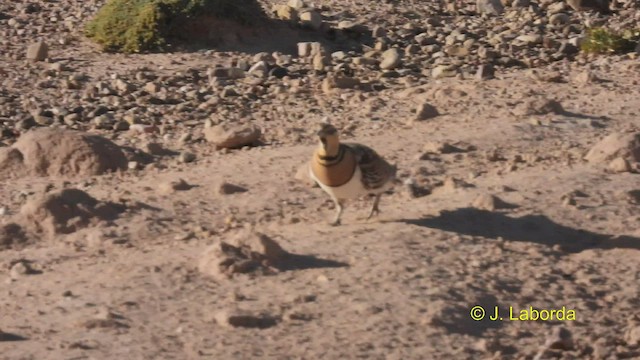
[{"xmin": 343, "ymin": 143, "xmax": 396, "ymax": 190}]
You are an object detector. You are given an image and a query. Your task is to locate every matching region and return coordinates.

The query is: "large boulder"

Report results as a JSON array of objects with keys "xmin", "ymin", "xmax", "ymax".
[
  {"xmin": 3, "ymin": 128, "xmax": 127, "ymax": 178},
  {"xmin": 19, "ymin": 188, "xmax": 124, "ymax": 238}
]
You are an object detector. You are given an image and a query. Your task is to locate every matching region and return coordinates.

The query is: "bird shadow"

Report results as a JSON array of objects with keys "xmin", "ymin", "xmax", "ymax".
[
  {"xmin": 0, "ymin": 331, "xmax": 28, "ymax": 342},
  {"xmin": 399, "ymin": 208, "xmax": 640, "ymax": 253},
  {"xmin": 276, "ymin": 252, "xmax": 349, "ymax": 272}
]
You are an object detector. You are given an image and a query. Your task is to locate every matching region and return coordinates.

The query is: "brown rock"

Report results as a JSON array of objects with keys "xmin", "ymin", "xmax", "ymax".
[
  {"xmin": 608, "ymin": 157, "xmax": 631, "ymax": 173},
  {"xmin": 299, "ymin": 10, "xmax": 322, "ymax": 30},
  {"xmin": 625, "ymin": 324, "xmax": 640, "ymax": 346},
  {"xmin": 0, "ymin": 223, "xmax": 27, "ymax": 250},
  {"xmin": 476, "ymin": 64, "xmax": 495, "ymax": 80},
  {"xmin": 204, "ymin": 124, "xmax": 261, "ymax": 149},
  {"xmin": 198, "ymin": 231, "xmax": 288, "ymax": 279},
  {"xmin": 514, "ymin": 98, "xmax": 564, "ymax": 116},
  {"xmin": 159, "ymin": 179, "xmax": 192, "ymax": 194},
  {"xmin": 0, "ymin": 148, "xmax": 26, "ymax": 178},
  {"xmin": 7, "ymin": 128, "xmax": 127, "ymax": 178},
  {"xmin": 19, "ymin": 188, "xmax": 123, "ymax": 238},
  {"xmin": 26, "ymin": 41, "xmax": 48, "ymax": 61},
  {"xmin": 322, "ymin": 75, "xmax": 360, "ymax": 93},
  {"xmin": 472, "ymin": 193, "xmax": 514, "ymax": 211},
  {"xmin": 380, "ymin": 48, "xmax": 401, "ymax": 70},
  {"xmin": 585, "ymin": 132, "xmax": 640, "ymax": 165}
]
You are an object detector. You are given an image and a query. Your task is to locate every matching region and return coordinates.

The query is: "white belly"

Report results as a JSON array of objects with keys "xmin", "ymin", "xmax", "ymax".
[{"xmin": 310, "ymin": 165, "xmax": 367, "ymax": 200}]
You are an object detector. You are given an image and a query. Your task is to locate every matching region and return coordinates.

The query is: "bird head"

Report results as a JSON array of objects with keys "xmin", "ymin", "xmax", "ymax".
[{"xmin": 317, "ymin": 123, "xmax": 339, "ymax": 150}]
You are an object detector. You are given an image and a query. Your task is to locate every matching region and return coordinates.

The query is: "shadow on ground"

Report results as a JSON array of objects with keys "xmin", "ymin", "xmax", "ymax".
[
  {"xmin": 277, "ymin": 252, "xmax": 349, "ymax": 272},
  {"xmin": 400, "ymin": 208, "xmax": 640, "ymax": 253},
  {"xmin": 0, "ymin": 331, "xmax": 28, "ymax": 342},
  {"xmin": 156, "ymin": 0, "xmax": 374, "ymax": 56}
]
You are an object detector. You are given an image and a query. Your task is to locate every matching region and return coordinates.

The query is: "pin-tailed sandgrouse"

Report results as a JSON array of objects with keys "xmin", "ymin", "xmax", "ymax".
[{"xmin": 309, "ymin": 124, "xmax": 397, "ymax": 226}]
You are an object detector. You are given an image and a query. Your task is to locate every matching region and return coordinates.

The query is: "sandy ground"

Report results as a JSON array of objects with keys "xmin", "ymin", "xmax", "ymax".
[{"xmin": 1, "ymin": 0, "xmax": 640, "ymax": 359}]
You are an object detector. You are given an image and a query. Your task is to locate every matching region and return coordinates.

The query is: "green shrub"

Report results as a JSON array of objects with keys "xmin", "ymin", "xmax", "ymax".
[
  {"xmin": 85, "ymin": 0, "xmax": 261, "ymax": 53},
  {"xmin": 581, "ymin": 27, "xmax": 640, "ymax": 54}
]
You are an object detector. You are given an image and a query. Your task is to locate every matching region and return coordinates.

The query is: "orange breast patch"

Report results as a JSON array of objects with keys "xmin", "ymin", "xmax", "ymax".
[{"xmin": 311, "ymin": 149, "xmax": 357, "ymax": 187}]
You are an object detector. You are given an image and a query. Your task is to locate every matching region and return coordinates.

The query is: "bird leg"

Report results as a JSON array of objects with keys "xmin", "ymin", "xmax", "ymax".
[
  {"xmin": 330, "ymin": 199, "xmax": 344, "ymax": 226},
  {"xmin": 366, "ymin": 194, "xmax": 381, "ymax": 220}
]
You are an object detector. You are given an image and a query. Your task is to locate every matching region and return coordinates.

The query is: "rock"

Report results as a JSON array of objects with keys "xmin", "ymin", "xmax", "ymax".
[
  {"xmin": 113, "ymin": 120, "xmax": 129, "ymax": 131},
  {"xmin": 585, "ymin": 132, "xmax": 640, "ymax": 165},
  {"xmin": 380, "ymin": 48, "xmax": 401, "ymax": 70},
  {"xmin": 322, "ymin": 75, "xmax": 360, "ymax": 92},
  {"xmin": 445, "ymin": 45, "xmax": 469, "ymax": 57},
  {"xmin": 3, "ymin": 128, "xmax": 127, "ymax": 178},
  {"xmin": 297, "ymin": 42, "xmax": 312, "ymax": 57},
  {"xmin": 422, "ymin": 141, "xmax": 458, "ymax": 154},
  {"xmin": 573, "ymin": 70, "xmax": 599, "ymax": 85},
  {"xmin": 269, "ymin": 66, "xmax": 288, "ymax": 79},
  {"xmin": 476, "ymin": 0, "xmax": 504, "ymax": 15},
  {"xmin": 209, "ymin": 67, "xmax": 244, "ymax": 79},
  {"xmin": 144, "ymin": 142, "xmax": 165, "ymax": 156},
  {"xmin": 608, "ymin": 157, "xmax": 632, "ymax": 173},
  {"xmin": 19, "ymin": 188, "xmax": 123, "ymax": 238},
  {"xmin": 516, "ymin": 34, "xmax": 542, "ymax": 45},
  {"xmin": 275, "ymin": 4, "xmax": 297, "ymax": 21},
  {"xmin": 287, "ymin": 0, "xmax": 305, "ymax": 9},
  {"xmin": 204, "ymin": 124, "xmax": 261, "ymax": 149},
  {"xmin": 625, "ymin": 324, "xmax": 640, "ymax": 346},
  {"xmin": 514, "ymin": 98, "xmax": 564, "ymax": 116},
  {"xmin": 0, "ymin": 148, "xmax": 26, "ymax": 178},
  {"xmin": 299, "ymin": 10, "xmax": 323, "ymax": 30},
  {"xmin": 476, "ymin": 64, "xmax": 495, "ymax": 80},
  {"xmin": 9, "ymin": 260, "xmax": 38, "ymax": 279},
  {"xmin": 472, "ymin": 193, "xmax": 513, "ymax": 211},
  {"xmin": 415, "ymin": 103, "xmax": 439, "ymax": 121},
  {"xmin": 248, "ymin": 61, "xmax": 268, "ymax": 76},
  {"xmin": 114, "ymin": 79, "xmax": 134, "ymax": 94},
  {"xmin": 179, "ymin": 151, "xmax": 196, "ymax": 163},
  {"xmin": 549, "ymin": 13, "xmax": 570, "ymax": 26},
  {"xmin": 624, "ymin": 190, "xmax": 640, "ymax": 204},
  {"xmin": 217, "ymin": 182, "xmax": 248, "ymax": 195},
  {"xmin": 214, "ymin": 309, "xmax": 278, "ymax": 329},
  {"xmin": 26, "ymin": 41, "xmax": 48, "ymax": 61},
  {"xmin": 144, "ymin": 82, "xmax": 162, "ymax": 94},
  {"xmin": 0, "ymin": 223, "xmax": 27, "ymax": 250},
  {"xmin": 432, "ymin": 65, "xmax": 457, "ymax": 79},
  {"xmin": 159, "ymin": 179, "xmax": 192, "ymax": 194},
  {"xmin": 312, "ymin": 53, "xmax": 327, "ymax": 71},
  {"xmin": 198, "ymin": 231, "xmax": 288, "ymax": 279}
]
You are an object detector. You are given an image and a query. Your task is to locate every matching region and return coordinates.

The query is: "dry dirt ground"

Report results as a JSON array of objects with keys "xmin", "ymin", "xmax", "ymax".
[{"xmin": 1, "ymin": 0, "xmax": 640, "ymax": 359}]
